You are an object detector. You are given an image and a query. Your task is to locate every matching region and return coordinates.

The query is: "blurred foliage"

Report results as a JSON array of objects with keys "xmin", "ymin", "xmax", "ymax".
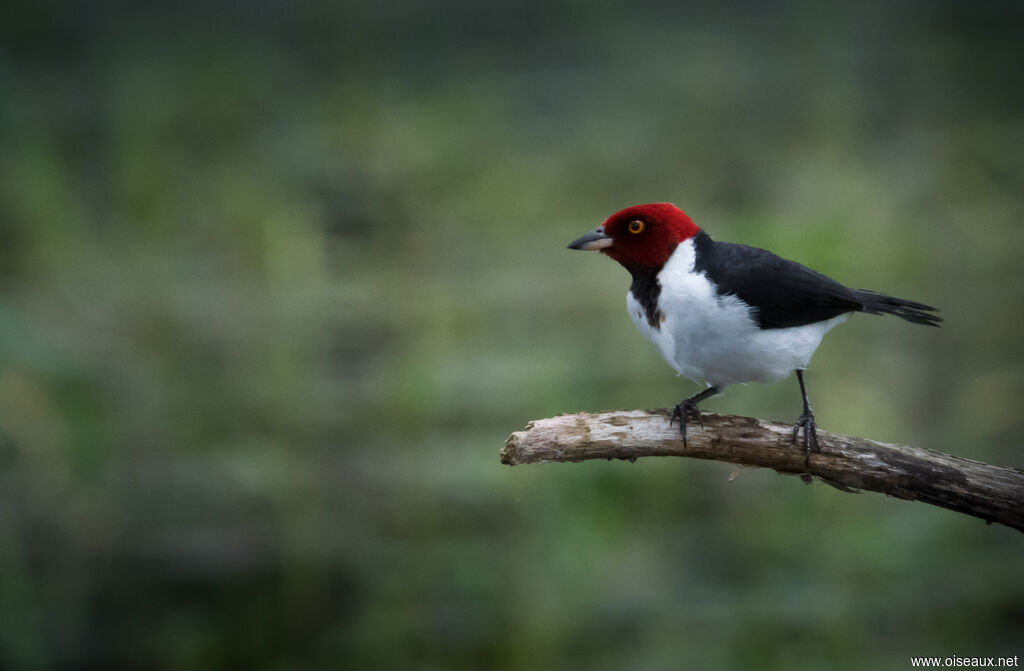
[{"xmin": 1, "ymin": 0, "xmax": 1023, "ymax": 669}]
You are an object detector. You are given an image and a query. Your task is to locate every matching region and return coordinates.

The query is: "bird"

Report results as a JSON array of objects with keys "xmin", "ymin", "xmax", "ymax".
[{"xmin": 567, "ymin": 202, "xmax": 941, "ymax": 457}]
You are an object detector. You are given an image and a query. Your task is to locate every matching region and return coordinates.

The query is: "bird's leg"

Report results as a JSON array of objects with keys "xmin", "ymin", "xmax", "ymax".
[
  {"xmin": 792, "ymin": 369, "xmax": 819, "ymax": 464},
  {"xmin": 670, "ymin": 386, "xmax": 720, "ymax": 448}
]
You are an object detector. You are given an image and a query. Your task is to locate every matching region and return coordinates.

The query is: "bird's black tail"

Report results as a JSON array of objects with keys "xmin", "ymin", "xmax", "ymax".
[{"xmin": 854, "ymin": 290, "xmax": 943, "ymax": 327}]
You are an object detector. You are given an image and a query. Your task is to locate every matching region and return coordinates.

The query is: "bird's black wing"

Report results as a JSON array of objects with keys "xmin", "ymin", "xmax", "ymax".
[{"xmin": 692, "ymin": 232, "xmax": 863, "ymax": 329}]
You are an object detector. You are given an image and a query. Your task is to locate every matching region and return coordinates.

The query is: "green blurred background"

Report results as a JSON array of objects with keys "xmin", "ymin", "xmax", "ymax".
[{"xmin": 1, "ymin": 1, "xmax": 1023, "ymax": 668}]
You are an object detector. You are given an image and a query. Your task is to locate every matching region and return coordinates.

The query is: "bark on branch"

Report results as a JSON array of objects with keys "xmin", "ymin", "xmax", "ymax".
[{"xmin": 501, "ymin": 409, "xmax": 1024, "ymax": 533}]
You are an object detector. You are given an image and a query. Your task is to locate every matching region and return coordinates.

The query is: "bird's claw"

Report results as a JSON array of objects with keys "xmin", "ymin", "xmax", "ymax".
[
  {"xmin": 791, "ymin": 411, "xmax": 819, "ymax": 467},
  {"xmin": 670, "ymin": 400, "xmax": 704, "ymax": 448}
]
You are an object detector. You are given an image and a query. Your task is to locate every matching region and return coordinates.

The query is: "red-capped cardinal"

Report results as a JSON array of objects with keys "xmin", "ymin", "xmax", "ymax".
[{"xmin": 568, "ymin": 203, "xmax": 941, "ymax": 454}]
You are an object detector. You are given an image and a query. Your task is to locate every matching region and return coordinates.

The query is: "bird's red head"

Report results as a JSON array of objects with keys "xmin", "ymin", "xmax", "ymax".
[{"xmin": 568, "ymin": 203, "xmax": 699, "ymax": 270}]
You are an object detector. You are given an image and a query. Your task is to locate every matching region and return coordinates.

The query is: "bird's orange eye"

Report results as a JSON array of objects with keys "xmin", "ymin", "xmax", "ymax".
[{"xmin": 628, "ymin": 220, "xmax": 644, "ymax": 234}]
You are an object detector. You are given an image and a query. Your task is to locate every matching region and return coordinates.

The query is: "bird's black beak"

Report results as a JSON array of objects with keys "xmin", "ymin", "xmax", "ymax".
[{"xmin": 567, "ymin": 228, "xmax": 613, "ymax": 251}]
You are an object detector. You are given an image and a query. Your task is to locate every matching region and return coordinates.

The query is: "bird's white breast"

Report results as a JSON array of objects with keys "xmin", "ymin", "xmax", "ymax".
[{"xmin": 627, "ymin": 239, "xmax": 846, "ymax": 387}]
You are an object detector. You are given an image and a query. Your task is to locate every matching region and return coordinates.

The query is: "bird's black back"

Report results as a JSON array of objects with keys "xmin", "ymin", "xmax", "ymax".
[{"xmin": 691, "ymin": 231, "xmax": 866, "ymax": 329}]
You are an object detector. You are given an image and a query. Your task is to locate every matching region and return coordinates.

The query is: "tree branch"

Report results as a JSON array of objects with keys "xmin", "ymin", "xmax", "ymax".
[{"xmin": 501, "ymin": 409, "xmax": 1024, "ymax": 533}]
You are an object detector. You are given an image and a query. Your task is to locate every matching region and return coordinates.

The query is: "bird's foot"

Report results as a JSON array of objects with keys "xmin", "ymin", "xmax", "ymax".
[
  {"xmin": 791, "ymin": 411, "xmax": 819, "ymax": 465},
  {"xmin": 670, "ymin": 399, "xmax": 704, "ymax": 448}
]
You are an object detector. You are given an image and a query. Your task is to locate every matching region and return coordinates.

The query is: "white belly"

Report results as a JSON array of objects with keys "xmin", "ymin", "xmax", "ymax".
[{"xmin": 627, "ymin": 242, "xmax": 846, "ymax": 387}]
